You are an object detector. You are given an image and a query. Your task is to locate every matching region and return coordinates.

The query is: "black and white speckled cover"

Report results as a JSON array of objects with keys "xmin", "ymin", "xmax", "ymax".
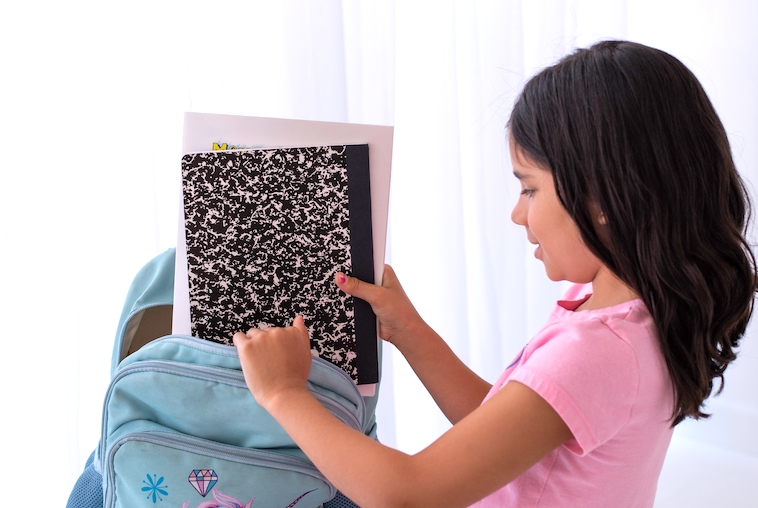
[{"xmin": 181, "ymin": 144, "xmax": 377, "ymax": 383}]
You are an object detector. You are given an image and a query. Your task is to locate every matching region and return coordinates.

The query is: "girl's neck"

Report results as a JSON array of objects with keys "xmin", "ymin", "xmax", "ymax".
[{"xmin": 576, "ymin": 266, "xmax": 639, "ymax": 311}]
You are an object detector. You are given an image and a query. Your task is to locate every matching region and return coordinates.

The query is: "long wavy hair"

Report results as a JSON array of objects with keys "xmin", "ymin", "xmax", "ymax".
[{"xmin": 508, "ymin": 40, "xmax": 757, "ymax": 425}]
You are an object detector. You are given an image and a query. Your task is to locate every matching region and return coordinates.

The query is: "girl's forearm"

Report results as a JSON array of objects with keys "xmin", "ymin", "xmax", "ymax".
[
  {"xmin": 393, "ymin": 321, "xmax": 492, "ymax": 424},
  {"xmin": 264, "ymin": 380, "xmax": 571, "ymax": 508},
  {"xmin": 264, "ymin": 387, "xmax": 420, "ymax": 507},
  {"xmin": 333, "ymin": 267, "xmax": 490, "ymax": 421}
]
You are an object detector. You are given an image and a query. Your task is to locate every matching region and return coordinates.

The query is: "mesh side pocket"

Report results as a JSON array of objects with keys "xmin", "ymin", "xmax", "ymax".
[
  {"xmin": 66, "ymin": 451, "xmax": 104, "ymax": 508},
  {"xmin": 324, "ymin": 491, "xmax": 360, "ymax": 508}
]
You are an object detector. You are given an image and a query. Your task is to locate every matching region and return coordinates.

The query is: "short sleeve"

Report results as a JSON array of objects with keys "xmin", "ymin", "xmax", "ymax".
[{"xmin": 507, "ymin": 317, "xmax": 639, "ymax": 455}]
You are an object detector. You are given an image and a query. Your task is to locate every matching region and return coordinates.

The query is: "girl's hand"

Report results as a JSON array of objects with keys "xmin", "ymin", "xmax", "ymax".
[
  {"xmin": 335, "ymin": 264, "xmax": 426, "ymax": 351},
  {"xmin": 232, "ymin": 316, "xmax": 312, "ymax": 410}
]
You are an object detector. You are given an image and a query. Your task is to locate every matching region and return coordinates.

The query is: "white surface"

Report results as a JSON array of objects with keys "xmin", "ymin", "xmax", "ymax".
[{"xmin": 655, "ymin": 433, "xmax": 758, "ymax": 507}]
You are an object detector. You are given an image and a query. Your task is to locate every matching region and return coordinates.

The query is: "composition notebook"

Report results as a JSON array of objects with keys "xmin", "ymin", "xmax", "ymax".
[{"xmin": 180, "ymin": 144, "xmax": 378, "ymax": 385}]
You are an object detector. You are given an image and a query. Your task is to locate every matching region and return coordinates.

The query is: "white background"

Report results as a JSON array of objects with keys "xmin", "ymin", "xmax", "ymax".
[{"xmin": 1, "ymin": 1, "xmax": 756, "ymax": 505}]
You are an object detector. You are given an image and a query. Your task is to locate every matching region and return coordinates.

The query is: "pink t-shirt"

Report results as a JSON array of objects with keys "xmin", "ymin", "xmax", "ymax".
[{"xmin": 471, "ymin": 284, "xmax": 674, "ymax": 508}]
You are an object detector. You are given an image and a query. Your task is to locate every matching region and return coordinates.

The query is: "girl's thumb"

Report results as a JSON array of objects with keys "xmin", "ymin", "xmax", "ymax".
[{"xmin": 334, "ymin": 271, "xmax": 371, "ymax": 300}]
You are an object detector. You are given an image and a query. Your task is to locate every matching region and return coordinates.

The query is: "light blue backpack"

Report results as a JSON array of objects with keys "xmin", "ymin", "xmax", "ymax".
[{"xmin": 67, "ymin": 248, "xmax": 378, "ymax": 508}]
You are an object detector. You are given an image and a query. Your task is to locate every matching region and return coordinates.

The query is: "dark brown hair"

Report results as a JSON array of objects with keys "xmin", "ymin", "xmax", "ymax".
[{"xmin": 509, "ymin": 40, "xmax": 757, "ymax": 425}]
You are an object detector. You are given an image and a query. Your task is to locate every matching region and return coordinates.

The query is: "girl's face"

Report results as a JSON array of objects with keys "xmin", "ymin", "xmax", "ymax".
[{"xmin": 510, "ymin": 147, "xmax": 602, "ymax": 284}]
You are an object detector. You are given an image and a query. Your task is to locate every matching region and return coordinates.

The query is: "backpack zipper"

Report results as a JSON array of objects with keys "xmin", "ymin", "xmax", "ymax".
[{"xmin": 100, "ymin": 359, "xmax": 363, "ymax": 466}]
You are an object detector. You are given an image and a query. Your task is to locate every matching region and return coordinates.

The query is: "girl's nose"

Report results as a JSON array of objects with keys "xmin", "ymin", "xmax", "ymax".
[{"xmin": 511, "ymin": 197, "xmax": 527, "ymax": 226}]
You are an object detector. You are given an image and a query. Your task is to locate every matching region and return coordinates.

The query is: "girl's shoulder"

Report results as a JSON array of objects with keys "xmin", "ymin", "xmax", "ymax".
[{"xmin": 536, "ymin": 284, "xmax": 656, "ymax": 370}]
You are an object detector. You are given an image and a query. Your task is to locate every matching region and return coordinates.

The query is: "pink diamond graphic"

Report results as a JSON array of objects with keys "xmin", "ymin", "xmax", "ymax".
[{"xmin": 188, "ymin": 469, "xmax": 218, "ymax": 497}]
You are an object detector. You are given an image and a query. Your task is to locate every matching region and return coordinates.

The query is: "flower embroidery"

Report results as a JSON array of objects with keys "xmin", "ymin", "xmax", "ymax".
[{"xmin": 142, "ymin": 474, "xmax": 169, "ymax": 503}]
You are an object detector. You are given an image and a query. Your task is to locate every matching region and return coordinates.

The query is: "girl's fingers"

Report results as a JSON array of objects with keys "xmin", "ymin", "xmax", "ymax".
[
  {"xmin": 232, "ymin": 330, "xmax": 249, "ymax": 346},
  {"xmin": 293, "ymin": 315, "xmax": 307, "ymax": 332},
  {"xmin": 381, "ymin": 264, "xmax": 398, "ymax": 285},
  {"xmin": 233, "ymin": 319, "xmax": 307, "ymax": 352}
]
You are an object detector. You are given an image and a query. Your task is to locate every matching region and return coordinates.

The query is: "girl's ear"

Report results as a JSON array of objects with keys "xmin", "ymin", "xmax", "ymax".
[{"xmin": 589, "ymin": 201, "xmax": 607, "ymax": 226}]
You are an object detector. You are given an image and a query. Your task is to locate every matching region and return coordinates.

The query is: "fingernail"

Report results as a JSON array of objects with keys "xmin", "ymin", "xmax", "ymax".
[{"xmin": 338, "ymin": 273, "xmax": 347, "ymax": 285}]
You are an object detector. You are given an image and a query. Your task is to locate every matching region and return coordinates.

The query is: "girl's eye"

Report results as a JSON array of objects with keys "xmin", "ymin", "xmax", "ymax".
[{"xmin": 520, "ymin": 188, "xmax": 535, "ymax": 197}]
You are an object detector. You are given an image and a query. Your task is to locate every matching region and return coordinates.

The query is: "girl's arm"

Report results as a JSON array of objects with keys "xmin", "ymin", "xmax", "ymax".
[
  {"xmin": 336, "ymin": 266, "xmax": 491, "ymax": 423},
  {"xmin": 233, "ymin": 318, "xmax": 572, "ymax": 508}
]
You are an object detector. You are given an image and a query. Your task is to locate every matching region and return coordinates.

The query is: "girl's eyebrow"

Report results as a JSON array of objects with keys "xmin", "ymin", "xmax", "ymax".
[{"xmin": 513, "ymin": 170, "xmax": 533, "ymax": 181}]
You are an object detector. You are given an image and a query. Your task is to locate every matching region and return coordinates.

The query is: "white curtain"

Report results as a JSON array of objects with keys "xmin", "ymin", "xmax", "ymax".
[{"xmin": 1, "ymin": 1, "xmax": 756, "ymax": 505}]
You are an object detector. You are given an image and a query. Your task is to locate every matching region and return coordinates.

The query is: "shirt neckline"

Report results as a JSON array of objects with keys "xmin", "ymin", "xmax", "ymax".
[
  {"xmin": 557, "ymin": 293, "xmax": 592, "ymax": 311},
  {"xmin": 556, "ymin": 291, "xmax": 645, "ymax": 315}
]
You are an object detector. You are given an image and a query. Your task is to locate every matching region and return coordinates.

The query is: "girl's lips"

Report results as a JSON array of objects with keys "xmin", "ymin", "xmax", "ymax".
[{"xmin": 525, "ymin": 234, "xmax": 541, "ymax": 258}]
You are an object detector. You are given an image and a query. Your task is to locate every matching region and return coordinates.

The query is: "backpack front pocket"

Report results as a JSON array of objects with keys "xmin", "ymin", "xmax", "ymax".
[
  {"xmin": 101, "ymin": 339, "xmax": 365, "ymax": 508},
  {"xmin": 105, "ymin": 431, "xmax": 332, "ymax": 508}
]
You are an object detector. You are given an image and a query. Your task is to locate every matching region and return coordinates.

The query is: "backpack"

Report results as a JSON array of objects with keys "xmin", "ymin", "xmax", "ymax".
[{"xmin": 67, "ymin": 248, "xmax": 378, "ymax": 508}]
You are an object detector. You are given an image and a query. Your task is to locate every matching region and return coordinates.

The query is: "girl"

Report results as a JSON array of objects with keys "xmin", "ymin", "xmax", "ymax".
[{"xmin": 232, "ymin": 40, "xmax": 757, "ymax": 507}]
